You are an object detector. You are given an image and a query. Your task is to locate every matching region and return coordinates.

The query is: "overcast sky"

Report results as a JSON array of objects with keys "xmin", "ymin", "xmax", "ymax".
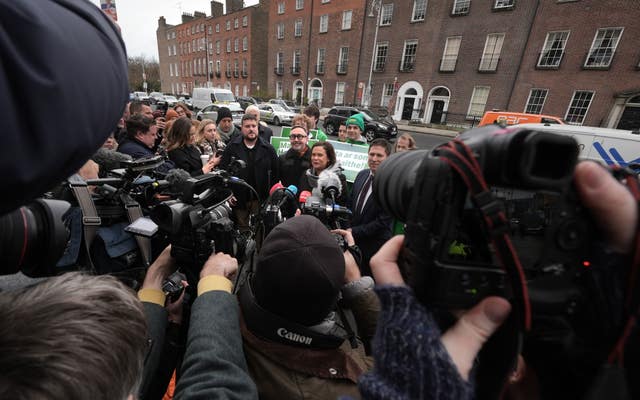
[{"xmin": 89, "ymin": 0, "xmax": 258, "ymax": 61}]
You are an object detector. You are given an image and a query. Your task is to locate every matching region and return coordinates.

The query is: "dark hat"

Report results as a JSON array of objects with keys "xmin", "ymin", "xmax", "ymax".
[
  {"xmin": 253, "ymin": 215, "xmax": 345, "ymax": 326},
  {"xmin": 216, "ymin": 107, "xmax": 233, "ymax": 124}
]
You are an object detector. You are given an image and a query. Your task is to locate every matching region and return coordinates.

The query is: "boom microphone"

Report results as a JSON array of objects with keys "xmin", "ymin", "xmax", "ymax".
[
  {"xmin": 164, "ymin": 168, "xmax": 192, "ymax": 193},
  {"xmin": 91, "ymin": 147, "xmax": 132, "ymax": 175},
  {"xmin": 314, "ymin": 170, "xmax": 342, "ymax": 200}
]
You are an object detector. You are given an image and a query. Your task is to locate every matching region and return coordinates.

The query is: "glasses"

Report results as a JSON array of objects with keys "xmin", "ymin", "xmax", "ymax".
[{"xmin": 290, "ymin": 134, "xmax": 307, "ymax": 140}]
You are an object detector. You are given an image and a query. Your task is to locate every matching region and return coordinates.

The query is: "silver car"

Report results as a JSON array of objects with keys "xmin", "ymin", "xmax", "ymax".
[
  {"xmin": 259, "ymin": 104, "xmax": 296, "ymax": 126},
  {"xmin": 196, "ymin": 103, "xmax": 244, "ymax": 125}
]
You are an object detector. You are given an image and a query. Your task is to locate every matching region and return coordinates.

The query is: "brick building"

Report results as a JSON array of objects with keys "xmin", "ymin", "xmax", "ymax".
[
  {"xmin": 267, "ymin": 0, "xmax": 366, "ymax": 108},
  {"xmin": 156, "ymin": 0, "xmax": 268, "ymax": 98},
  {"xmin": 508, "ymin": 0, "xmax": 640, "ymax": 128}
]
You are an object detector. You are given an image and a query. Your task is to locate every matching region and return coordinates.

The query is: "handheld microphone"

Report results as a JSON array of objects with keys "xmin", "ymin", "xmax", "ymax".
[
  {"xmin": 276, "ymin": 185, "xmax": 298, "ymax": 208},
  {"xmin": 269, "ymin": 182, "xmax": 284, "ymax": 195},
  {"xmin": 299, "ymin": 190, "xmax": 312, "ymax": 205}
]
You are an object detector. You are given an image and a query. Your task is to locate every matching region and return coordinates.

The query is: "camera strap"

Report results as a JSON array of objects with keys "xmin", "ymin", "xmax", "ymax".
[{"xmin": 437, "ymin": 140, "xmax": 532, "ymax": 332}]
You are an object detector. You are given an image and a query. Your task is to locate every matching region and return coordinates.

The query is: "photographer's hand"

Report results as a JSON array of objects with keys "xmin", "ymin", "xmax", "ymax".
[
  {"xmin": 141, "ymin": 245, "xmax": 176, "ymax": 291},
  {"xmin": 200, "ymin": 252, "xmax": 238, "ymax": 280},
  {"xmin": 370, "ymin": 236, "xmax": 511, "ymax": 381},
  {"xmin": 331, "ymin": 228, "xmax": 361, "ymax": 283},
  {"xmin": 574, "ymin": 161, "xmax": 637, "ymax": 253}
]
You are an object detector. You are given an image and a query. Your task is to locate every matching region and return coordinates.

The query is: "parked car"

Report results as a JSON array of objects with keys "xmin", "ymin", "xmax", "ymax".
[
  {"xmin": 196, "ymin": 103, "xmax": 244, "ymax": 126},
  {"xmin": 268, "ymin": 98, "xmax": 302, "ymax": 114},
  {"xmin": 163, "ymin": 95, "xmax": 178, "ymax": 107},
  {"xmin": 132, "ymin": 91, "xmax": 149, "ymax": 102},
  {"xmin": 237, "ymin": 96, "xmax": 260, "ymax": 110},
  {"xmin": 178, "ymin": 95, "xmax": 193, "ymax": 110},
  {"xmin": 479, "ymin": 111, "xmax": 565, "ymax": 127},
  {"xmin": 323, "ymin": 106, "xmax": 398, "ymax": 142},
  {"xmin": 148, "ymin": 92, "xmax": 165, "ymax": 105},
  {"xmin": 259, "ymin": 104, "xmax": 296, "ymax": 126}
]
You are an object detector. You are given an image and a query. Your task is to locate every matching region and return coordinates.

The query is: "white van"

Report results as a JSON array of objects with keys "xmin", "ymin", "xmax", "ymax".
[
  {"xmin": 518, "ymin": 123, "xmax": 640, "ymax": 168},
  {"xmin": 192, "ymin": 88, "xmax": 239, "ymax": 110}
]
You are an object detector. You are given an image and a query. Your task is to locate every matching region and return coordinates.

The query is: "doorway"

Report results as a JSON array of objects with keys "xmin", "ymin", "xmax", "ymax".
[
  {"xmin": 402, "ymin": 98, "xmax": 415, "ymax": 120},
  {"xmin": 430, "ymin": 100, "xmax": 445, "ymax": 123}
]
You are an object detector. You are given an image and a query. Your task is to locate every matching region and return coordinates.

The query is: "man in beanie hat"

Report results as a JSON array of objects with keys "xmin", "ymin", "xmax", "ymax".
[
  {"xmin": 345, "ymin": 113, "xmax": 367, "ymax": 145},
  {"xmin": 237, "ymin": 215, "xmax": 379, "ymax": 399},
  {"xmin": 216, "ymin": 106, "xmax": 241, "ymax": 144}
]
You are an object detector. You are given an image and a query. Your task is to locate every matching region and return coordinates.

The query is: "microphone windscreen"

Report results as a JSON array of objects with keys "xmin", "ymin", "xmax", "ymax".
[
  {"xmin": 317, "ymin": 170, "xmax": 342, "ymax": 196},
  {"xmin": 299, "ymin": 190, "xmax": 312, "ymax": 203},
  {"xmin": 92, "ymin": 147, "xmax": 132, "ymax": 172},
  {"xmin": 165, "ymin": 168, "xmax": 191, "ymax": 191},
  {"xmin": 269, "ymin": 182, "xmax": 284, "ymax": 195},
  {"xmin": 286, "ymin": 185, "xmax": 298, "ymax": 195}
]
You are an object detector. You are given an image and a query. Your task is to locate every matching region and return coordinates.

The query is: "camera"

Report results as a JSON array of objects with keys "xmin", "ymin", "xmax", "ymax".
[{"xmin": 162, "ymin": 271, "xmax": 187, "ymax": 301}]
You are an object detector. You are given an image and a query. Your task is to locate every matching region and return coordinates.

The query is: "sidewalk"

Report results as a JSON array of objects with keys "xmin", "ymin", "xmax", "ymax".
[{"xmin": 396, "ymin": 122, "xmax": 459, "ymax": 138}]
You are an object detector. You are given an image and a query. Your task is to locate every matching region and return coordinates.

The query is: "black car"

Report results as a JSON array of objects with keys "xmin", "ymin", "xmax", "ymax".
[
  {"xmin": 323, "ymin": 106, "xmax": 397, "ymax": 142},
  {"xmin": 237, "ymin": 96, "xmax": 260, "ymax": 111}
]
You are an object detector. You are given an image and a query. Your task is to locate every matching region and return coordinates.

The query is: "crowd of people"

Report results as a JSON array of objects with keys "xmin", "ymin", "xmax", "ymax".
[{"xmin": 2, "ymin": 1, "xmax": 640, "ymax": 400}]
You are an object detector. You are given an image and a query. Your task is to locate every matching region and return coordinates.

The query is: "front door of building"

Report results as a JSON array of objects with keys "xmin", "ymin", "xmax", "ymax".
[
  {"xmin": 402, "ymin": 98, "xmax": 415, "ymax": 120},
  {"xmin": 430, "ymin": 100, "xmax": 445, "ymax": 123}
]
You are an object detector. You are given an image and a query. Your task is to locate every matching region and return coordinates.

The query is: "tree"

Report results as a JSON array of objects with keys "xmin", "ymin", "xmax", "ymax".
[{"xmin": 127, "ymin": 56, "xmax": 160, "ymax": 92}]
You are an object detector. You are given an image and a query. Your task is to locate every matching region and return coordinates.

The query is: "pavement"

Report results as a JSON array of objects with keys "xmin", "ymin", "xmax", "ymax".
[{"xmin": 395, "ymin": 122, "xmax": 459, "ymax": 138}]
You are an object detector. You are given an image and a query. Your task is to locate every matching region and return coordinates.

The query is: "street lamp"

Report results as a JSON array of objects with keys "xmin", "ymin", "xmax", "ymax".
[{"xmin": 364, "ymin": 0, "xmax": 382, "ymax": 108}]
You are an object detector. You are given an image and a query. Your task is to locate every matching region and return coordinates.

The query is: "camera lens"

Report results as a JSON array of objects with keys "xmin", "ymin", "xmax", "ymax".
[
  {"xmin": 373, "ymin": 150, "xmax": 428, "ymax": 221},
  {"xmin": 0, "ymin": 199, "xmax": 70, "ymax": 277}
]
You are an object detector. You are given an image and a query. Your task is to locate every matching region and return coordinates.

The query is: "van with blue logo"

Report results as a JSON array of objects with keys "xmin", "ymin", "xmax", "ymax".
[{"xmin": 517, "ymin": 123, "xmax": 640, "ymax": 168}]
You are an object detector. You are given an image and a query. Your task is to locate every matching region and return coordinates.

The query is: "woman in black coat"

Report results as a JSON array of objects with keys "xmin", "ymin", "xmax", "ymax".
[{"xmin": 166, "ymin": 117, "xmax": 219, "ymax": 176}]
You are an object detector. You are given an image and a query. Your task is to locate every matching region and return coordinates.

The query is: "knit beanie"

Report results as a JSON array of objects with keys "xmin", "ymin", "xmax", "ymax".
[
  {"xmin": 345, "ymin": 113, "xmax": 365, "ymax": 132},
  {"xmin": 253, "ymin": 215, "xmax": 345, "ymax": 326},
  {"xmin": 216, "ymin": 107, "xmax": 233, "ymax": 124},
  {"xmin": 165, "ymin": 109, "xmax": 179, "ymax": 120}
]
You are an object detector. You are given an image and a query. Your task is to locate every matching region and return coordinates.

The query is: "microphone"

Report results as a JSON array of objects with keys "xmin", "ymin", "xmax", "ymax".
[
  {"xmin": 315, "ymin": 170, "xmax": 342, "ymax": 200},
  {"xmin": 299, "ymin": 190, "xmax": 312, "ymax": 205},
  {"xmin": 269, "ymin": 182, "xmax": 284, "ymax": 195},
  {"xmin": 91, "ymin": 147, "xmax": 132, "ymax": 175},
  {"xmin": 164, "ymin": 168, "xmax": 191, "ymax": 193},
  {"xmin": 276, "ymin": 185, "xmax": 298, "ymax": 208}
]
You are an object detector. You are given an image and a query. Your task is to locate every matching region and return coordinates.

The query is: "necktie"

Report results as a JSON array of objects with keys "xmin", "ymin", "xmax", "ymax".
[{"xmin": 355, "ymin": 174, "xmax": 372, "ymax": 215}]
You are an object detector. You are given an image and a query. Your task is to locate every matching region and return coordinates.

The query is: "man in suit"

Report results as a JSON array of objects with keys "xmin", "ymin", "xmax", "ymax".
[{"xmin": 348, "ymin": 138, "xmax": 393, "ymax": 276}]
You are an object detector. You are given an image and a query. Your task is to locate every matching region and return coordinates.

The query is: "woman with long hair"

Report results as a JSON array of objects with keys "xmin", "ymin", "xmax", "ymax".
[
  {"xmin": 194, "ymin": 119, "xmax": 225, "ymax": 157},
  {"xmin": 165, "ymin": 117, "xmax": 219, "ymax": 176},
  {"xmin": 300, "ymin": 141, "xmax": 348, "ymax": 205}
]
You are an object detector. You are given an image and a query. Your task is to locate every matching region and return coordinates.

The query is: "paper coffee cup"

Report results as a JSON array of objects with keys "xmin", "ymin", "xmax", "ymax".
[{"xmin": 201, "ymin": 155, "xmax": 210, "ymax": 166}]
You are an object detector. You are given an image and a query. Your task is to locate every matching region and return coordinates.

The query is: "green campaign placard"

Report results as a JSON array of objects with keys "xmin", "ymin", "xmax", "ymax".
[
  {"xmin": 280, "ymin": 126, "xmax": 318, "ymax": 138},
  {"xmin": 270, "ymin": 137, "xmax": 368, "ymax": 182}
]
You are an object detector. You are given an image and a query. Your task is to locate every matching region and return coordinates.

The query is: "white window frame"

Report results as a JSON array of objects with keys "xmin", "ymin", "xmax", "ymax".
[
  {"xmin": 296, "ymin": 0, "xmax": 304, "ymax": 10},
  {"xmin": 381, "ymin": 83, "xmax": 394, "ymax": 107},
  {"xmin": 216, "ymin": 40, "xmax": 221, "ymax": 54},
  {"xmin": 374, "ymin": 42, "xmax": 388, "ymax": 72},
  {"xmin": 452, "ymin": 0, "xmax": 470, "ymax": 15},
  {"xmin": 169, "ymin": 63, "xmax": 174, "ymax": 77},
  {"xmin": 276, "ymin": 81, "xmax": 283, "ymax": 98},
  {"xmin": 293, "ymin": 50, "xmax": 301, "ymax": 73},
  {"xmin": 234, "ymin": 38, "xmax": 239, "ymax": 52},
  {"xmin": 479, "ymin": 33, "xmax": 504, "ymax": 71},
  {"xmin": 276, "ymin": 52, "xmax": 284, "ymax": 74},
  {"xmin": 317, "ymin": 48, "xmax": 326, "ymax": 74},
  {"xmin": 440, "ymin": 36, "xmax": 462, "ymax": 72},
  {"xmin": 278, "ymin": 2, "xmax": 285, "ymax": 14},
  {"xmin": 335, "ymin": 82, "xmax": 346, "ymax": 104},
  {"xmin": 242, "ymin": 59, "xmax": 248, "ymax": 75},
  {"xmin": 537, "ymin": 31, "xmax": 570, "ymax": 68},
  {"xmin": 226, "ymin": 20, "xmax": 231, "ymax": 30},
  {"xmin": 380, "ymin": 4, "xmax": 393, "ymax": 26},
  {"xmin": 584, "ymin": 27, "xmax": 623, "ymax": 68},
  {"xmin": 216, "ymin": 23, "xmax": 220, "ymax": 33},
  {"xmin": 401, "ymin": 40, "xmax": 418, "ymax": 71},
  {"xmin": 494, "ymin": 0, "xmax": 514, "ymax": 9},
  {"xmin": 524, "ymin": 88, "xmax": 548, "ymax": 114},
  {"xmin": 242, "ymin": 16, "xmax": 248, "ymax": 27},
  {"xmin": 321, "ymin": 0, "xmax": 330, "ymax": 3},
  {"xmin": 295, "ymin": 19, "xmax": 303, "ymax": 37},
  {"xmin": 234, "ymin": 18, "xmax": 239, "ymax": 29},
  {"xmin": 338, "ymin": 47, "xmax": 349, "ymax": 74},
  {"xmin": 565, "ymin": 90, "xmax": 595, "ymax": 125},
  {"xmin": 175, "ymin": 62, "xmax": 179, "ymax": 77},
  {"xmin": 226, "ymin": 39, "xmax": 231, "ymax": 53},
  {"xmin": 467, "ymin": 86, "xmax": 490, "ymax": 118},
  {"xmin": 242, "ymin": 37, "xmax": 248, "ymax": 51},
  {"xmin": 342, "ymin": 10, "xmax": 353, "ymax": 30},
  {"xmin": 277, "ymin": 23, "xmax": 285, "ymax": 39},
  {"xmin": 412, "ymin": 0, "xmax": 427, "ymax": 22},
  {"xmin": 319, "ymin": 15, "xmax": 329, "ymax": 33}
]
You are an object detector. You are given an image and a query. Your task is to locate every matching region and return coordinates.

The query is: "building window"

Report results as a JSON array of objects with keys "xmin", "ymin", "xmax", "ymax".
[
  {"xmin": 335, "ymin": 82, "xmax": 346, "ymax": 104},
  {"xmin": 479, "ymin": 33, "xmax": 504, "ymax": 71},
  {"xmin": 173, "ymin": 45, "xmax": 177, "ymax": 55},
  {"xmin": 216, "ymin": 60, "xmax": 221, "ymax": 74},
  {"xmin": 242, "ymin": 16, "xmax": 248, "ymax": 27},
  {"xmin": 276, "ymin": 81, "xmax": 283, "ymax": 98},
  {"xmin": 167, "ymin": 46, "xmax": 171, "ymax": 56},
  {"xmin": 296, "ymin": 0, "xmax": 304, "ymax": 10},
  {"xmin": 276, "ymin": 52, "xmax": 284, "ymax": 75},
  {"xmin": 494, "ymin": 0, "xmax": 514, "ymax": 9},
  {"xmin": 537, "ymin": 31, "xmax": 570, "ymax": 68},
  {"xmin": 412, "ymin": 0, "xmax": 427, "ymax": 22},
  {"xmin": 317, "ymin": 48, "xmax": 326, "ymax": 74},
  {"xmin": 166, "ymin": 33, "xmax": 171, "ymax": 41},
  {"xmin": 338, "ymin": 47, "xmax": 349, "ymax": 74},
  {"xmin": 342, "ymin": 10, "xmax": 352, "ymax": 30},
  {"xmin": 565, "ymin": 90, "xmax": 594, "ymax": 125},
  {"xmin": 468, "ymin": 86, "xmax": 490, "ymax": 117},
  {"xmin": 226, "ymin": 39, "xmax": 231, "ymax": 53},
  {"xmin": 321, "ymin": 0, "xmax": 330, "ymax": 3},
  {"xmin": 374, "ymin": 42, "xmax": 388, "ymax": 72},
  {"xmin": 242, "ymin": 37, "xmax": 248, "ymax": 51},
  {"xmin": 277, "ymin": 23, "xmax": 285, "ymax": 39},
  {"xmin": 234, "ymin": 38, "xmax": 239, "ymax": 52},
  {"xmin": 401, "ymin": 40, "xmax": 418, "ymax": 71},
  {"xmin": 234, "ymin": 60, "xmax": 239, "ymax": 75},
  {"xmin": 380, "ymin": 4, "xmax": 393, "ymax": 26},
  {"xmin": 208, "ymin": 26, "xmax": 212, "ymax": 35},
  {"xmin": 278, "ymin": 2, "xmax": 285, "ymax": 14},
  {"xmin": 440, "ymin": 36, "xmax": 462, "ymax": 72},
  {"xmin": 234, "ymin": 18, "xmax": 239, "ymax": 29},
  {"xmin": 242, "ymin": 59, "xmax": 248, "ymax": 76},
  {"xmin": 216, "ymin": 23, "xmax": 220, "ymax": 33},
  {"xmin": 226, "ymin": 20, "xmax": 231, "ymax": 30},
  {"xmin": 524, "ymin": 89, "xmax": 548, "ymax": 114},
  {"xmin": 292, "ymin": 50, "xmax": 301, "ymax": 74},
  {"xmin": 295, "ymin": 19, "xmax": 303, "ymax": 37},
  {"xmin": 452, "ymin": 0, "xmax": 470, "ymax": 15},
  {"xmin": 216, "ymin": 40, "xmax": 221, "ymax": 54},
  {"xmin": 169, "ymin": 63, "xmax": 174, "ymax": 77},
  {"xmin": 175, "ymin": 62, "xmax": 179, "ymax": 77},
  {"xmin": 381, "ymin": 83, "xmax": 394, "ymax": 107},
  {"xmin": 319, "ymin": 15, "xmax": 328, "ymax": 33},
  {"xmin": 584, "ymin": 28, "xmax": 623, "ymax": 68}
]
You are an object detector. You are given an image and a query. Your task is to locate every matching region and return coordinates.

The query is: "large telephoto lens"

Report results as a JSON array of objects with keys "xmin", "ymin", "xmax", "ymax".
[
  {"xmin": 0, "ymin": 199, "xmax": 70, "ymax": 277},
  {"xmin": 373, "ymin": 150, "xmax": 428, "ymax": 222}
]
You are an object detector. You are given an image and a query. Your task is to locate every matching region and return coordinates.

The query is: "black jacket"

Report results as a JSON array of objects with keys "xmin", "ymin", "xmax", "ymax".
[
  {"xmin": 220, "ymin": 136, "xmax": 279, "ymax": 205},
  {"xmin": 278, "ymin": 147, "xmax": 311, "ymax": 190},
  {"xmin": 168, "ymin": 145, "xmax": 203, "ymax": 177},
  {"xmin": 117, "ymin": 138, "xmax": 175, "ymax": 174}
]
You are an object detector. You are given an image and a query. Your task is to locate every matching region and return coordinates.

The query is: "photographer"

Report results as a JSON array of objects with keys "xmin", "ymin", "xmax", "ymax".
[
  {"xmin": 117, "ymin": 114, "xmax": 175, "ymax": 174},
  {"xmin": 238, "ymin": 215, "xmax": 378, "ymax": 399},
  {"xmin": 358, "ymin": 161, "xmax": 640, "ymax": 399}
]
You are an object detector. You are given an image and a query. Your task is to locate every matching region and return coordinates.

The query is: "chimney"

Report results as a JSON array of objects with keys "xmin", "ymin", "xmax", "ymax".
[
  {"xmin": 225, "ymin": 0, "xmax": 244, "ymax": 14},
  {"xmin": 158, "ymin": 16, "xmax": 167, "ymax": 28},
  {"xmin": 210, "ymin": 1, "xmax": 224, "ymax": 17},
  {"xmin": 181, "ymin": 12, "xmax": 194, "ymax": 23}
]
